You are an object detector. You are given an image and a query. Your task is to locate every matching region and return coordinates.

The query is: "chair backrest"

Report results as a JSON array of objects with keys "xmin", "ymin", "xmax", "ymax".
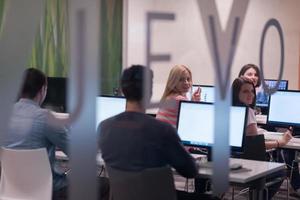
[
  {"xmin": 242, "ymin": 134, "xmax": 267, "ymax": 161},
  {"xmin": 106, "ymin": 166, "xmax": 177, "ymax": 200},
  {"xmin": 241, "ymin": 135, "xmax": 268, "ymax": 190},
  {"xmin": 0, "ymin": 147, "xmax": 52, "ymax": 200}
]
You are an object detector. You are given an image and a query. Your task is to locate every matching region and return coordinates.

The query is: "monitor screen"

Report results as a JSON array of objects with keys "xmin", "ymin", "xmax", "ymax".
[
  {"xmin": 42, "ymin": 77, "xmax": 67, "ymax": 112},
  {"xmin": 177, "ymin": 101, "xmax": 247, "ymax": 152},
  {"xmin": 267, "ymin": 90, "xmax": 300, "ymax": 127},
  {"xmin": 192, "ymin": 85, "xmax": 215, "ymax": 103},
  {"xmin": 256, "ymin": 79, "xmax": 288, "ymax": 107},
  {"xmin": 96, "ymin": 96, "xmax": 126, "ymax": 129}
]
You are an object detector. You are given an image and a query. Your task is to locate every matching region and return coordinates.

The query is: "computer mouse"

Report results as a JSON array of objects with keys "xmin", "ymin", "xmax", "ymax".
[{"xmin": 230, "ymin": 163, "xmax": 242, "ymax": 170}]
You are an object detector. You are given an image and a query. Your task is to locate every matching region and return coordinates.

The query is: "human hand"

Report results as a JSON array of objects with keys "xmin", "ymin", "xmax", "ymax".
[
  {"xmin": 192, "ymin": 87, "xmax": 201, "ymax": 101},
  {"xmin": 278, "ymin": 129, "xmax": 293, "ymax": 146}
]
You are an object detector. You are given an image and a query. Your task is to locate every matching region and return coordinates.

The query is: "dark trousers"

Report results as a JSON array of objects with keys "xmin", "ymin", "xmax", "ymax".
[
  {"xmin": 281, "ymin": 149, "xmax": 300, "ymax": 190},
  {"xmin": 52, "ymin": 177, "xmax": 110, "ymax": 200},
  {"xmin": 264, "ymin": 169, "xmax": 286, "ymax": 200}
]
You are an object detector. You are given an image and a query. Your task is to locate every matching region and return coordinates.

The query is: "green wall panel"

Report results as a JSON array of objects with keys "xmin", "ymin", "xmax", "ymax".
[
  {"xmin": 29, "ymin": 0, "xmax": 69, "ymax": 77},
  {"xmin": 100, "ymin": 0, "xmax": 123, "ymax": 95},
  {"xmin": 1, "ymin": 0, "xmax": 123, "ymax": 92}
]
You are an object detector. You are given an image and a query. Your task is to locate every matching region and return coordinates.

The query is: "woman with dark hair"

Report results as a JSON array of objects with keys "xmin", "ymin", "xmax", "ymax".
[
  {"xmin": 232, "ymin": 76, "xmax": 292, "ymax": 147},
  {"xmin": 232, "ymin": 76, "xmax": 292, "ymax": 199},
  {"xmin": 238, "ymin": 64, "xmax": 261, "ymax": 88},
  {"xmin": 238, "ymin": 65, "xmax": 300, "ymax": 195},
  {"xmin": 238, "ymin": 64, "xmax": 268, "ymax": 113},
  {"xmin": 6, "ymin": 68, "xmax": 110, "ymax": 200}
]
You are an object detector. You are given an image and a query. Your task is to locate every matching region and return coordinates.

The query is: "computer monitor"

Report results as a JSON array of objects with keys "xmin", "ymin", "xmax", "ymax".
[
  {"xmin": 256, "ymin": 79, "xmax": 288, "ymax": 108},
  {"xmin": 177, "ymin": 101, "xmax": 247, "ymax": 152},
  {"xmin": 267, "ymin": 90, "xmax": 300, "ymax": 128},
  {"xmin": 192, "ymin": 85, "xmax": 215, "ymax": 103},
  {"xmin": 96, "ymin": 95, "xmax": 126, "ymax": 129},
  {"xmin": 42, "ymin": 77, "xmax": 67, "ymax": 112}
]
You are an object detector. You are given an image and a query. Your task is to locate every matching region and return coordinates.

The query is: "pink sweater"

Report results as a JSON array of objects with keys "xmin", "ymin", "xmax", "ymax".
[{"xmin": 156, "ymin": 94, "xmax": 188, "ymax": 128}]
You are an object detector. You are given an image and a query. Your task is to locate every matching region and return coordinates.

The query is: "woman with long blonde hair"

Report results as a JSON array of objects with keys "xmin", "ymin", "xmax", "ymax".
[{"xmin": 156, "ymin": 65, "xmax": 200, "ymax": 128}]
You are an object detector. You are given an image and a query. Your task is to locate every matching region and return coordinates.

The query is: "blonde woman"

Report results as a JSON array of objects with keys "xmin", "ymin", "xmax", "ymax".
[{"xmin": 156, "ymin": 65, "xmax": 200, "ymax": 128}]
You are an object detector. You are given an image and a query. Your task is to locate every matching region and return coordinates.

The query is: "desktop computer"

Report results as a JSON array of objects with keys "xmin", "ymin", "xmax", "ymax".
[
  {"xmin": 268, "ymin": 90, "xmax": 300, "ymax": 130},
  {"xmin": 177, "ymin": 101, "xmax": 247, "ymax": 158},
  {"xmin": 95, "ymin": 95, "xmax": 126, "ymax": 129},
  {"xmin": 42, "ymin": 77, "xmax": 67, "ymax": 113},
  {"xmin": 256, "ymin": 79, "xmax": 288, "ymax": 114},
  {"xmin": 192, "ymin": 85, "xmax": 214, "ymax": 103}
]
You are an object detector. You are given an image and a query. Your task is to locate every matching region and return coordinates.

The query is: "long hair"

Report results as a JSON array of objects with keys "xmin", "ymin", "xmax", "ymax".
[
  {"xmin": 232, "ymin": 76, "xmax": 256, "ymax": 109},
  {"xmin": 238, "ymin": 63, "xmax": 261, "ymax": 87},
  {"xmin": 161, "ymin": 65, "xmax": 193, "ymax": 101}
]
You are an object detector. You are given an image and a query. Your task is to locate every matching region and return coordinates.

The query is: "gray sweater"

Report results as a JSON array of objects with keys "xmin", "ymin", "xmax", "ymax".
[{"xmin": 99, "ymin": 111, "xmax": 197, "ymax": 178}]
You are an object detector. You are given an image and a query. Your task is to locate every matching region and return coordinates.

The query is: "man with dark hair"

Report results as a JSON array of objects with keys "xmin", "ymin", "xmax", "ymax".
[
  {"xmin": 6, "ymin": 68, "xmax": 110, "ymax": 200},
  {"xmin": 5, "ymin": 68, "xmax": 69, "ymax": 198},
  {"xmin": 99, "ymin": 64, "xmax": 197, "ymax": 176},
  {"xmin": 120, "ymin": 64, "xmax": 152, "ymax": 101},
  {"xmin": 99, "ymin": 65, "xmax": 217, "ymax": 199},
  {"xmin": 20, "ymin": 68, "xmax": 48, "ymax": 100}
]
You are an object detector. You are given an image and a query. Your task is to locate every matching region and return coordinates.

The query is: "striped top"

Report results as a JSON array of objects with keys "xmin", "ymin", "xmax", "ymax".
[{"xmin": 156, "ymin": 94, "xmax": 188, "ymax": 128}]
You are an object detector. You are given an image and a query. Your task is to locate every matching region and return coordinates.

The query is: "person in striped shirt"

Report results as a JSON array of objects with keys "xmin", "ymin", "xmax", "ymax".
[{"xmin": 156, "ymin": 65, "xmax": 200, "ymax": 128}]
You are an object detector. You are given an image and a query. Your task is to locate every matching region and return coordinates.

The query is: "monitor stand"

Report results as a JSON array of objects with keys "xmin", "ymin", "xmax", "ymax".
[
  {"xmin": 207, "ymin": 148, "xmax": 212, "ymax": 162},
  {"xmin": 292, "ymin": 127, "xmax": 300, "ymax": 137}
]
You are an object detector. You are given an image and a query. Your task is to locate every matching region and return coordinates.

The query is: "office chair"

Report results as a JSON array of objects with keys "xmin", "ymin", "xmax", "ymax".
[
  {"xmin": 290, "ymin": 151, "xmax": 300, "ymax": 180},
  {"xmin": 281, "ymin": 149, "xmax": 300, "ymax": 195},
  {"xmin": 106, "ymin": 165, "xmax": 177, "ymax": 200},
  {"xmin": 236, "ymin": 135, "xmax": 289, "ymax": 200},
  {"xmin": 0, "ymin": 147, "xmax": 52, "ymax": 200}
]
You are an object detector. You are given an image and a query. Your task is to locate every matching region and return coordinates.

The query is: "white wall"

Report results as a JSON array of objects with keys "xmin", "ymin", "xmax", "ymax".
[{"xmin": 124, "ymin": 0, "xmax": 300, "ymax": 103}]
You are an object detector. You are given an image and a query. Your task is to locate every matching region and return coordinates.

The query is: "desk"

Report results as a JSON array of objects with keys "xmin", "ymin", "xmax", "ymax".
[
  {"xmin": 264, "ymin": 131, "xmax": 300, "ymax": 150},
  {"xmin": 197, "ymin": 158, "xmax": 284, "ymax": 183},
  {"xmin": 57, "ymin": 151, "xmax": 283, "ymax": 200},
  {"xmin": 51, "ymin": 111, "xmax": 70, "ymax": 119},
  {"xmin": 197, "ymin": 158, "xmax": 285, "ymax": 200}
]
